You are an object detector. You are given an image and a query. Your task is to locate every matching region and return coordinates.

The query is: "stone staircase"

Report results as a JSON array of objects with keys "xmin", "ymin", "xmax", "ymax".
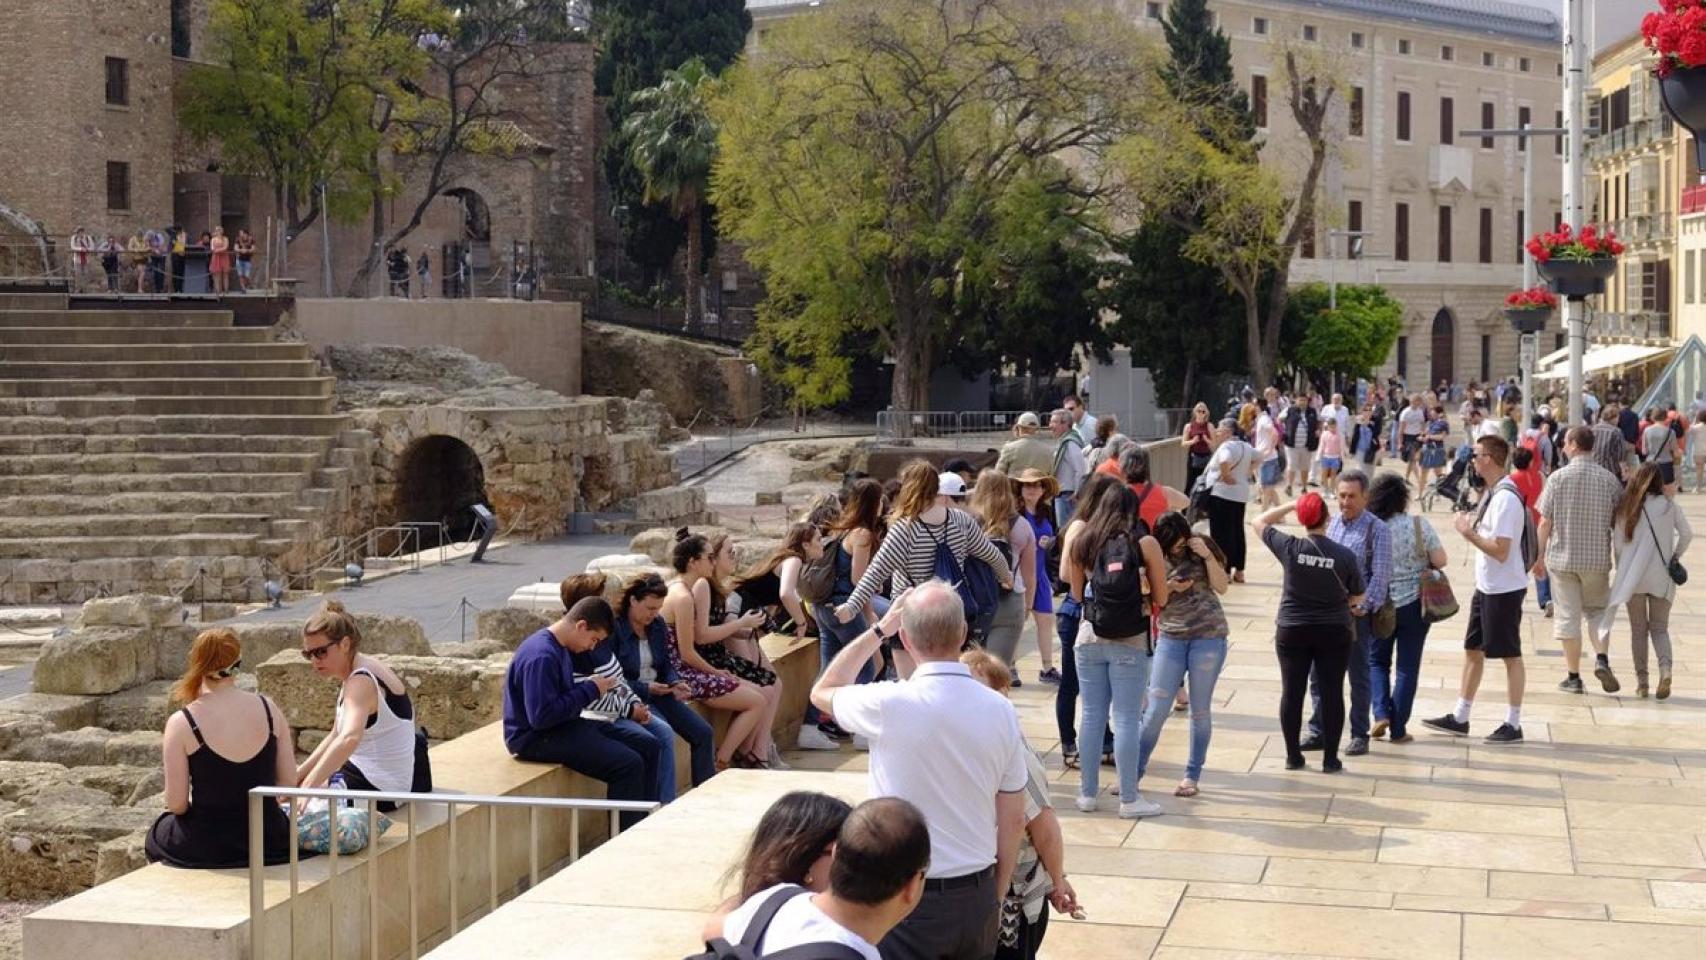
[{"xmin": 0, "ymin": 292, "xmax": 366, "ymax": 603}]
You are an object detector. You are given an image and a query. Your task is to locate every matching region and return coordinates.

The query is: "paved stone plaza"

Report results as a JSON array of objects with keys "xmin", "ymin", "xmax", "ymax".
[{"xmin": 769, "ymin": 490, "xmax": 1706, "ymax": 958}]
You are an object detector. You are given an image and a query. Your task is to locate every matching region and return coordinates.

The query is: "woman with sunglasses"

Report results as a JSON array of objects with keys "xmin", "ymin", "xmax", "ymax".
[
  {"xmin": 147, "ymin": 628, "xmax": 298, "ymax": 868},
  {"xmin": 295, "ymin": 601, "xmax": 432, "ymax": 811},
  {"xmin": 1181, "ymin": 403, "xmax": 1215, "ymax": 493}
]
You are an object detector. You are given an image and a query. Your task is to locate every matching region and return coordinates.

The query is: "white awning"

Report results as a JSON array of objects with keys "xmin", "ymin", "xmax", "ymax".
[
  {"xmin": 1537, "ymin": 345, "xmax": 1570, "ymax": 369},
  {"xmin": 1535, "ymin": 343, "xmax": 1676, "ymax": 380}
]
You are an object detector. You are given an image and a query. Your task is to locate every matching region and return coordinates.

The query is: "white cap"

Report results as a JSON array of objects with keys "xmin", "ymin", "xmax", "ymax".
[{"xmin": 937, "ymin": 472, "xmax": 967, "ymax": 498}]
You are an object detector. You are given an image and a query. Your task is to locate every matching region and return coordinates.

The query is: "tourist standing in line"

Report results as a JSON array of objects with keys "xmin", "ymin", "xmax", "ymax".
[
  {"xmin": 1423, "ymin": 434, "xmax": 1530, "ymax": 744},
  {"xmin": 1534, "ymin": 427, "xmax": 1623, "ymax": 695},
  {"xmin": 1050, "ymin": 409, "xmax": 1087, "ymax": 528},
  {"xmin": 1063, "ymin": 394, "xmax": 1098, "ymax": 446},
  {"xmin": 71, "ymin": 227, "xmax": 96, "ymax": 291},
  {"xmin": 662, "ymin": 532, "xmax": 775, "ymax": 769},
  {"xmin": 1253, "ymin": 399, "xmax": 1283, "ymax": 508},
  {"xmin": 1066, "ymin": 484, "xmax": 1174, "ymax": 816},
  {"xmin": 995, "ymin": 412, "xmax": 1056, "ymax": 477},
  {"xmin": 233, "ymin": 229, "xmax": 256, "ymax": 291},
  {"xmin": 146, "ymin": 226, "xmax": 169, "ymax": 293},
  {"xmin": 170, "ymin": 226, "xmax": 188, "ymax": 293},
  {"xmin": 416, "ymin": 247, "xmax": 432, "ymax": 298},
  {"xmin": 1253, "ymin": 493, "xmax": 1365, "ymax": 773},
  {"xmin": 1204, "ymin": 417, "xmax": 1253, "ymax": 583},
  {"xmin": 1136, "ymin": 512, "xmax": 1230, "ymax": 799},
  {"xmin": 1590, "ymin": 406, "xmax": 1629, "ymax": 481},
  {"xmin": 1608, "ymin": 464, "xmax": 1690, "ymax": 700},
  {"xmin": 126, "ymin": 231, "xmax": 149, "ymax": 292},
  {"xmin": 1182, "ymin": 403, "xmax": 1215, "ymax": 493},
  {"xmin": 208, "ymin": 225, "xmax": 231, "ymax": 293},
  {"xmin": 803, "ymin": 479, "xmax": 888, "ymax": 750},
  {"xmin": 834, "ymin": 460, "xmax": 1013, "ymax": 677},
  {"xmin": 968, "ymin": 470, "xmax": 1036, "ymax": 686},
  {"xmin": 1282, "ymin": 396, "xmax": 1319, "ymax": 498},
  {"xmin": 1013, "ymin": 469, "xmax": 1061, "ymax": 683},
  {"xmin": 98, "ymin": 234, "xmax": 120, "ymax": 291},
  {"xmin": 604, "ymin": 572, "xmax": 717, "ymax": 799},
  {"xmin": 1300, "ymin": 471, "xmax": 1388, "ymax": 758},
  {"xmin": 1121, "ymin": 445, "xmax": 1188, "ymax": 532},
  {"xmin": 1051, "ymin": 473, "xmax": 1121, "ymax": 770},
  {"xmin": 812, "ymin": 583, "xmax": 1029, "ymax": 960},
  {"xmin": 1365, "ymin": 474, "xmax": 1446, "ymax": 744}
]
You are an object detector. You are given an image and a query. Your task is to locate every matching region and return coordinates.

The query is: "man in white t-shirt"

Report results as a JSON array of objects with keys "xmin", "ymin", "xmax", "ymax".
[
  {"xmin": 719, "ymin": 797, "xmax": 930, "ymax": 960},
  {"xmin": 1424, "ymin": 434, "xmax": 1529, "ymax": 745},
  {"xmin": 811, "ymin": 582, "xmax": 1028, "ymax": 960},
  {"xmin": 1320, "ymin": 393, "xmax": 1351, "ymax": 445}
]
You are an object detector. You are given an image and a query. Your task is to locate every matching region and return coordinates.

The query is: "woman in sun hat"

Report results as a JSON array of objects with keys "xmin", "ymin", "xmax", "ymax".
[{"xmin": 1011, "ymin": 467, "xmax": 1062, "ymax": 683}]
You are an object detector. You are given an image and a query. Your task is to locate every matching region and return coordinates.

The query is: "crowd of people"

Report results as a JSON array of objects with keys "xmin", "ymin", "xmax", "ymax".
[{"xmin": 69, "ymin": 224, "xmax": 257, "ymax": 294}]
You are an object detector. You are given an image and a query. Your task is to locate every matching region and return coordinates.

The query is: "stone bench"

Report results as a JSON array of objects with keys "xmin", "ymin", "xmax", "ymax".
[
  {"xmin": 22, "ymin": 723, "xmax": 617, "ymax": 960},
  {"xmin": 688, "ymin": 633, "xmax": 817, "ymax": 759}
]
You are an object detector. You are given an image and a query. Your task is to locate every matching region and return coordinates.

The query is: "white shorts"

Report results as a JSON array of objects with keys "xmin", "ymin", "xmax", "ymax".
[{"xmin": 1288, "ymin": 446, "xmax": 1313, "ymax": 477}]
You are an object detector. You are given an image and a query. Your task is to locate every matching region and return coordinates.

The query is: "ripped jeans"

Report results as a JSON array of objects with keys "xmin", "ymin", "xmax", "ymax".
[{"xmin": 1136, "ymin": 635, "xmax": 1228, "ymax": 783}]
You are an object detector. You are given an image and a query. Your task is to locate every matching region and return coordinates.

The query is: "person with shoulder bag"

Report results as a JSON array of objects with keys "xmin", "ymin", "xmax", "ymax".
[
  {"xmin": 1607, "ymin": 464, "xmax": 1691, "ymax": 700},
  {"xmin": 1364, "ymin": 475, "xmax": 1449, "ymax": 745}
]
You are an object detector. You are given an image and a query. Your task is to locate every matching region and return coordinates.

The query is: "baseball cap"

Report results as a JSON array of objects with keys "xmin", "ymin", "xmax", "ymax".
[
  {"xmin": 937, "ymin": 472, "xmax": 968, "ymax": 498},
  {"xmin": 1016, "ymin": 412, "xmax": 1041, "ymax": 430}
]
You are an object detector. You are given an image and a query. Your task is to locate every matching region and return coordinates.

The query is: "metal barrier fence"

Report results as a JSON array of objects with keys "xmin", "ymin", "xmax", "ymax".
[
  {"xmin": 248, "ymin": 785, "xmax": 659, "ymax": 960},
  {"xmin": 874, "ymin": 410, "xmax": 1037, "ymax": 441}
]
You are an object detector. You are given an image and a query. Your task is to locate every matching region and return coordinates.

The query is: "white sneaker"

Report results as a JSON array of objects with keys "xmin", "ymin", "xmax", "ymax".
[
  {"xmin": 1118, "ymin": 795, "xmax": 1164, "ymax": 819},
  {"xmin": 853, "ymin": 734, "xmax": 871, "ymax": 752},
  {"xmin": 797, "ymin": 726, "xmax": 839, "ymax": 751},
  {"xmin": 1074, "ymin": 795, "xmax": 1098, "ymax": 813}
]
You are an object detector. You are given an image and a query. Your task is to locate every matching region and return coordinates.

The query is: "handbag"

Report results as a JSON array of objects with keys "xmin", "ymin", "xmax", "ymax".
[
  {"xmin": 1642, "ymin": 504, "xmax": 1688, "ymax": 586},
  {"xmin": 297, "ymin": 798, "xmax": 391, "ymax": 855},
  {"xmin": 1414, "ymin": 517, "xmax": 1460, "ymax": 622}
]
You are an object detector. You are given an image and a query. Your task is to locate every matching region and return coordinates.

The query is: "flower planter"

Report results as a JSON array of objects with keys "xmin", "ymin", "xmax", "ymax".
[
  {"xmin": 1661, "ymin": 66, "xmax": 1706, "ymax": 174},
  {"xmin": 1537, "ymin": 257, "xmax": 1616, "ymax": 301},
  {"xmin": 1503, "ymin": 307, "xmax": 1553, "ymax": 335}
]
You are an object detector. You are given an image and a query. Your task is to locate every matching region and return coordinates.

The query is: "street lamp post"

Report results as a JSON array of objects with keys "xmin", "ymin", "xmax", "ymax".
[
  {"xmin": 1460, "ymin": 123, "xmax": 1567, "ymax": 420},
  {"xmin": 1564, "ymin": 0, "xmax": 1589, "ymax": 424},
  {"xmin": 1325, "ymin": 229, "xmax": 1371, "ymax": 312}
]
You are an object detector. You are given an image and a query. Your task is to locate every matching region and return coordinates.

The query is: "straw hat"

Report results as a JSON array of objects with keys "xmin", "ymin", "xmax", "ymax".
[{"xmin": 1008, "ymin": 468, "xmax": 1060, "ymax": 499}]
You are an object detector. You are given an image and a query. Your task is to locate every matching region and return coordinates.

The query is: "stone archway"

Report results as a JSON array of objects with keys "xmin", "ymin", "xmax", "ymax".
[
  {"xmin": 0, "ymin": 201, "xmax": 53, "ymax": 279},
  {"xmin": 1430, "ymin": 308, "xmax": 1456, "ymax": 389},
  {"xmin": 394, "ymin": 434, "xmax": 490, "ymax": 547}
]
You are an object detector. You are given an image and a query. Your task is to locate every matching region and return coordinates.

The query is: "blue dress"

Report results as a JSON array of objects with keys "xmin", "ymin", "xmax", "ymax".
[{"xmin": 1022, "ymin": 511, "xmax": 1055, "ymax": 614}]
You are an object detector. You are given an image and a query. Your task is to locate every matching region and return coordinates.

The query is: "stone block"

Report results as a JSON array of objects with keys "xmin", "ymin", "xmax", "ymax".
[
  {"xmin": 62, "ymin": 766, "xmax": 155, "ymax": 806},
  {"xmin": 149, "ymin": 625, "xmax": 198, "ymax": 687},
  {"xmin": 474, "ymin": 607, "xmax": 550, "ymax": 651},
  {"xmin": 0, "ymin": 714, "xmax": 50, "ymax": 756},
  {"xmin": 104, "ymin": 732, "xmax": 163, "ymax": 768},
  {"xmin": 25, "ymin": 784, "xmax": 114, "ymax": 808},
  {"xmin": 0, "ymin": 693, "xmax": 101, "ymax": 732},
  {"xmin": 33, "ymin": 627, "xmax": 149, "ymax": 696},
  {"xmin": 13, "ymin": 728, "xmax": 115, "ymax": 768},
  {"xmin": 94, "ymin": 832, "xmax": 149, "ymax": 885},
  {"xmin": 0, "ymin": 762, "xmax": 71, "ymax": 802},
  {"xmin": 755, "ymin": 491, "xmax": 783, "ymax": 506},
  {"xmin": 630, "ymin": 525, "xmax": 732, "ymax": 565},
  {"xmin": 15, "ymin": 560, "xmax": 72, "ymax": 583},
  {"xmin": 585, "ymin": 553, "xmax": 657, "ymax": 571},
  {"xmin": 631, "ymin": 484, "xmax": 707, "ymax": 522},
  {"xmin": 257, "ymin": 651, "xmax": 507, "ymax": 741},
  {"xmin": 0, "ymin": 804, "xmax": 159, "ymax": 898},
  {"xmin": 437, "ymin": 639, "xmax": 510, "ymax": 660},
  {"xmin": 79, "ymin": 595, "xmax": 183, "ymax": 629},
  {"xmin": 94, "ymin": 681, "xmax": 174, "ymax": 733},
  {"xmin": 504, "ymin": 582, "xmax": 562, "ymax": 616},
  {"xmin": 196, "ymin": 603, "xmax": 239, "ymax": 623},
  {"xmin": 123, "ymin": 770, "xmax": 164, "ymax": 807},
  {"xmin": 228, "ymin": 611, "xmax": 432, "ymax": 665}
]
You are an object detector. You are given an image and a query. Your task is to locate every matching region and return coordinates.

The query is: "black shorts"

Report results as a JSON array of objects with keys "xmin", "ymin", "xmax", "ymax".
[
  {"xmin": 1465, "ymin": 588, "xmax": 1525, "ymax": 659},
  {"xmin": 1401, "ymin": 435, "xmax": 1421, "ymax": 461},
  {"xmin": 1656, "ymin": 461, "xmax": 1676, "ymax": 486}
]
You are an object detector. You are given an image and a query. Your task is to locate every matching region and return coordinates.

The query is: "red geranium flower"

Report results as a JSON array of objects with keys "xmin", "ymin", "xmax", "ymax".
[
  {"xmin": 1505, "ymin": 286, "xmax": 1558, "ymax": 310},
  {"xmin": 1526, "ymin": 223, "xmax": 1622, "ymax": 263}
]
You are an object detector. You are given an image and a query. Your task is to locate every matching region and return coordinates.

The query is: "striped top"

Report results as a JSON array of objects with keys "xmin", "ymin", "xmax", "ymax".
[
  {"xmin": 578, "ymin": 654, "xmax": 641, "ymax": 721},
  {"xmin": 844, "ymin": 508, "xmax": 1012, "ymax": 612}
]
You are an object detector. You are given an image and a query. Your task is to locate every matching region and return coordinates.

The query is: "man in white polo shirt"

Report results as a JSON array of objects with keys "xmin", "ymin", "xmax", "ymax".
[{"xmin": 811, "ymin": 580, "xmax": 1028, "ymax": 960}]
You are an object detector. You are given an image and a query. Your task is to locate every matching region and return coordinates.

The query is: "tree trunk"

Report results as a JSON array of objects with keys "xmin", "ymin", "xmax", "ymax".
[
  {"xmin": 346, "ymin": 153, "xmax": 386, "ymax": 298},
  {"xmin": 1242, "ymin": 285, "xmax": 1268, "ymax": 388},
  {"xmin": 683, "ymin": 200, "xmax": 703, "ymax": 332},
  {"xmin": 1180, "ymin": 355, "xmax": 1198, "ymax": 408},
  {"xmin": 888, "ymin": 263, "xmax": 934, "ymax": 411}
]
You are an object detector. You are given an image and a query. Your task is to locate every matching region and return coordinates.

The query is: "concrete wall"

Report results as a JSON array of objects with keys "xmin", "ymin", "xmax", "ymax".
[{"xmin": 294, "ymin": 298, "xmax": 583, "ymax": 397}]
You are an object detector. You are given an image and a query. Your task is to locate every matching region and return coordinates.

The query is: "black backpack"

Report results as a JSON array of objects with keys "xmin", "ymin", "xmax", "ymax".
[
  {"xmin": 690, "ymin": 886, "xmax": 868, "ymax": 960},
  {"xmin": 1086, "ymin": 529, "xmax": 1150, "ymax": 644}
]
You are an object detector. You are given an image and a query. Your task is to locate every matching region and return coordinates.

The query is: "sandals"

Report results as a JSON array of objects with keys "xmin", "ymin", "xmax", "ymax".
[
  {"xmin": 1062, "ymin": 746, "xmax": 1081, "ymax": 770},
  {"xmin": 1174, "ymin": 780, "xmax": 1199, "ymax": 798}
]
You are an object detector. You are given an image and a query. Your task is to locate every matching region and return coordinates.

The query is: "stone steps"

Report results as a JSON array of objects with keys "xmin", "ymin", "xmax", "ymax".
[
  {"xmin": 0, "ymin": 433, "xmax": 337, "ymax": 456},
  {"xmin": 0, "ymin": 470, "xmax": 308, "ymax": 495},
  {"xmin": 0, "ymin": 452, "xmax": 322, "ymax": 476},
  {"xmin": 0, "ymin": 395, "xmax": 337, "ymax": 417},
  {"xmin": 0, "ymin": 342, "xmax": 309, "ymax": 362},
  {"xmin": 0, "ymin": 325, "xmax": 270, "ymax": 344},
  {"xmin": 0, "ymin": 489, "xmax": 299, "ymax": 516},
  {"xmin": 0, "ymin": 293, "xmax": 69, "ymax": 309},
  {"xmin": 0, "ymin": 308, "xmax": 228, "ymax": 327},
  {"xmin": 0, "ymin": 533, "xmax": 261, "ymax": 560},
  {"xmin": 0, "ymin": 376, "xmax": 334, "ymax": 398},
  {"xmin": 0, "ymin": 513, "xmax": 275, "ymax": 539},
  {"xmin": 0, "ymin": 413, "xmax": 349, "ymax": 436},
  {"xmin": 0, "ymin": 359, "xmax": 320, "ymax": 379}
]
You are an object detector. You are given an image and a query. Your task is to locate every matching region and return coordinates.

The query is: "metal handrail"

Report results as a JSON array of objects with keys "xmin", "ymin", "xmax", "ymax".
[{"xmin": 247, "ymin": 785, "xmax": 659, "ymax": 960}]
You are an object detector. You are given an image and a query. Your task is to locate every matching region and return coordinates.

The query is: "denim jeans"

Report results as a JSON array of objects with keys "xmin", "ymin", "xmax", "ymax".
[
  {"xmin": 1368, "ymin": 600, "xmax": 1430, "ymax": 739},
  {"xmin": 512, "ymin": 721, "xmax": 656, "ymax": 829},
  {"xmin": 808, "ymin": 602, "xmax": 876, "ymax": 725},
  {"xmin": 1138, "ymin": 635, "xmax": 1227, "ymax": 782},
  {"xmin": 607, "ymin": 715, "xmax": 678, "ymax": 802},
  {"xmin": 1055, "ymin": 598, "xmax": 1082, "ymax": 749},
  {"xmin": 646, "ymin": 695, "xmax": 716, "ymax": 789},
  {"xmin": 1075, "ymin": 634, "xmax": 1149, "ymax": 803},
  {"xmin": 1310, "ymin": 614, "xmax": 1371, "ymax": 740},
  {"xmin": 1053, "ymin": 493, "xmax": 1076, "ymax": 532},
  {"xmin": 1535, "ymin": 574, "xmax": 1552, "ymax": 610}
]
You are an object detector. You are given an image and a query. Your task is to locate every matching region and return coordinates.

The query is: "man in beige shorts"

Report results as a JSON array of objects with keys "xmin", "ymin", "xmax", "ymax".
[{"xmin": 1533, "ymin": 427, "xmax": 1623, "ymax": 694}]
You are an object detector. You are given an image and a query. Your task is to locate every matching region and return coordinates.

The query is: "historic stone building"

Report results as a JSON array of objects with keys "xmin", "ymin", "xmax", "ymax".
[{"xmin": 0, "ymin": 1, "xmax": 597, "ymax": 299}]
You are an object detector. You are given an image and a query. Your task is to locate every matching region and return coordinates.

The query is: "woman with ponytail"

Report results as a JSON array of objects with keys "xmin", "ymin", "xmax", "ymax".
[{"xmin": 146, "ymin": 629, "xmax": 297, "ymax": 869}]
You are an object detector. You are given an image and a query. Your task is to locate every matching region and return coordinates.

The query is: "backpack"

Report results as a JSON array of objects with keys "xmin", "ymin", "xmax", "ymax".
[
  {"xmin": 1475, "ymin": 480, "xmax": 1539, "ymax": 571},
  {"xmin": 1085, "ymin": 529, "xmax": 1151, "ymax": 644},
  {"xmin": 923, "ymin": 519, "xmax": 998, "ymax": 638},
  {"xmin": 796, "ymin": 534, "xmax": 844, "ymax": 606},
  {"xmin": 689, "ymin": 885, "xmax": 867, "ymax": 960}
]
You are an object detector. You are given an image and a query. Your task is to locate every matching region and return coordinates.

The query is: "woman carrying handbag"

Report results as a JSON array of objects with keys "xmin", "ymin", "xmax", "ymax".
[
  {"xmin": 1608, "ymin": 464, "xmax": 1691, "ymax": 700},
  {"xmin": 1365, "ymin": 474, "xmax": 1449, "ymax": 743}
]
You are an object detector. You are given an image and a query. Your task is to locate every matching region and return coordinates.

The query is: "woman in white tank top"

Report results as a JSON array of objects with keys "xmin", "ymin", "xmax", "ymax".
[{"xmin": 295, "ymin": 601, "xmax": 430, "ymax": 810}]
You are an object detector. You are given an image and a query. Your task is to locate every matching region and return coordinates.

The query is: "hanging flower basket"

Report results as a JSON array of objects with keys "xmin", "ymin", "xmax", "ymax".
[
  {"xmin": 1503, "ymin": 286, "xmax": 1557, "ymax": 334},
  {"xmin": 1527, "ymin": 224, "xmax": 1622, "ymax": 301},
  {"xmin": 1645, "ymin": 4, "xmax": 1706, "ymax": 170}
]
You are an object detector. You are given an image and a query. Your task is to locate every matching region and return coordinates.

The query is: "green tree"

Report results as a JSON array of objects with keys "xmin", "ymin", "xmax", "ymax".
[
  {"xmin": 596, "ymin": 0, "xmax": 749, "ymax": 285},
  {"xmin": 1285, "ymin": 282, "xmax": 1404, "ymax": 384},
  {"xmin": 1162, "ymin": 0, "xmax": 1256, "ymax": 152},
  {"xmin": 623, "ymin": 59, "xmax": 720, "ymax": 330},
  {"xmin": 711, "ymin": 0, "xmax": 1160, "ymax": 409}
]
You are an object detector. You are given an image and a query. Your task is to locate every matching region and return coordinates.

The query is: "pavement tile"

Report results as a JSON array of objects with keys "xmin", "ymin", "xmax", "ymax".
[
  {"xmin": 1487, "ymin": 870, "xmax": 1656, "ymax": 906},
  {"xmin": 1391, "ymin": 893, "xmax": 1606, "ymax": 920},
  {"xmin": 1650, "ymin": 879, "xmax": 1706, "ymax": 910},
  {"xmin": 1261, "ymin": 858, "xmax": 1488, "ymax": 896},
  {"xmin": 1328, "ymin": 795, "xmax": 1570, "ymax": 837},
  {"xmin": 1122, "ymin": 817, "xmax": 1382, "ymax": 862},
  {"xmin": 1379, "ymin": 827, "xmax": 1576, "ymax": 874},
  {"xmin": 1161, "ymin": 898, "xmax": 1460, "ymax": 960},
  {"xmin": 1571, "ymin": 829, "xmax": 1706, "ymax": 869},
  {"xmin": 1462, "ymin": 914, "xmax": 1705, "ymax": 959}
]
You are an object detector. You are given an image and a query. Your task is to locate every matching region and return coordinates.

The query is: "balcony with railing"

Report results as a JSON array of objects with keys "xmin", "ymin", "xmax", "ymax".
[
  {"xmin": 1683, "ymin": 183, "xmax": 1706, "ymax": 217},
  {"xmin": 1590, "ymin": 310, "xmax": 1671, "ymax": 344},
  {"xmin": 1586, "ymin": 115, "xmax": 1675, "ymax": 166},
  {"xmin": 1607, "ymin": 212, "xmax": 1675, "ymax": 247}
]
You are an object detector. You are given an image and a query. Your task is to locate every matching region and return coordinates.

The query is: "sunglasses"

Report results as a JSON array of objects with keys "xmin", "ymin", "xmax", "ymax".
[{"xmin": 301, "ymin": 639, "xmax": 343, "ymax": 661}]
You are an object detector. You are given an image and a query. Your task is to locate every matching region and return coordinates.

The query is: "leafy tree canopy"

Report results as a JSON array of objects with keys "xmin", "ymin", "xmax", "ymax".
[{"xmin": 1285, "ymin": 282, "xmax": 1404, "ymax": 383}]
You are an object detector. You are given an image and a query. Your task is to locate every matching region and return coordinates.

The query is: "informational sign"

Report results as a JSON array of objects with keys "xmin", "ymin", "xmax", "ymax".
[{"xmin": 1519, "ymin": 334, "xmax": 1537, "ymax": 372}]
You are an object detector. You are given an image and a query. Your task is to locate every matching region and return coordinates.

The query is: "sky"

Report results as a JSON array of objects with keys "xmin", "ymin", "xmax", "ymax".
[{"xmin": 1500, "ymin": 0, "xmax": 1646, "ymax": 51}]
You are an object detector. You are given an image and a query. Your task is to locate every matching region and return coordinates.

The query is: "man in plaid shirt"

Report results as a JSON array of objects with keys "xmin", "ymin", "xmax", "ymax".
[
  {"xmin": 1301, "ymin": 470, "xmax": 1391, "ymax": 757},
  {"xmin": 1535, "ymin": 426, "xmax": 1624, "ymax": 694}
]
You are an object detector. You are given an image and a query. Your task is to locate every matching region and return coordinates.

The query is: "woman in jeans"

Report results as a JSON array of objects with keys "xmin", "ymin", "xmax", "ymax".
[
  {"xmin": 968, "ymin": 470, "xmax": 1035, "ymax": 682},
  {"xmin": 1609, "ymin": 463, "xmax": 1691, "ymax": 699},
  {"xmin": 1136, "ymin": 512, "xmax": 1230, "ymax": 803},
  {"xmin": 1366, "ymin": 474, "xmax": 1446, "ymax": 744},
  {"xmin": 803, "ymin": 479, "xmax": 887, "ymax": 749},
  {"xmin": 1053, "ymin": 473, "xmax": 1121, "ymax": 769},
  {"xmin": 1065, "ymin": 483, "xmax": 1172, "ymax": 817}
]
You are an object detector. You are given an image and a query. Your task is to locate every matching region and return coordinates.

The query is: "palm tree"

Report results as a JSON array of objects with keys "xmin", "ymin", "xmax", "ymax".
[{"xmin": 623, "ymin": 58, "xmax": 718, "ymax": 331}]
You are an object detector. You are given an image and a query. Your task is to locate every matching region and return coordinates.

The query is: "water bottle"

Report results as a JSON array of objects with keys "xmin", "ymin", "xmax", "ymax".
[{"xmin": 328, "ymin": 772, "xmax": 349, "ymax": 809}]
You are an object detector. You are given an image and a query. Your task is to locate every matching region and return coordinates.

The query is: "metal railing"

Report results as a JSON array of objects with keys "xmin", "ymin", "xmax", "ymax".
[
  {"xmin": 248, "ymin": 785, "xmax": 659, "ymax": 960},
  {"xmin": 2, "ymin": 230, "xmax": 278, "ymax": 292},
  {"xmin": 874, "ymin": 410, "xmax": 1037, "ymax": 441},
  {"xmin": 1590, "ymin": 310, "xmax": 1671, "ymax": 343}
]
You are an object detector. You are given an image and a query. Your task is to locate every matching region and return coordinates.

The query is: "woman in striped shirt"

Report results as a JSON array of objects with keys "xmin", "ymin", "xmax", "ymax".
[{"xmin": 833, "ymin": 460, "xmax": 1013, "ymax": 677}]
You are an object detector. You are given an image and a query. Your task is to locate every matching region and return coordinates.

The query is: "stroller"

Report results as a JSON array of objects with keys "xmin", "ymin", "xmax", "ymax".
[{"xmin": 1419, "ymin": 445, "xmax": 1472, "ymax": 513}]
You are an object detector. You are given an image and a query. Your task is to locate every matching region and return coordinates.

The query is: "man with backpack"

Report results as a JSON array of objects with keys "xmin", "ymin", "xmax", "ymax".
[
  {"xmin": 1423, "ymin": 434, "xmax": 1535, "ymax": 745},
  {"xmin": 1532, "ymin": 426, "xmax": 1624, "ymax": 697},
  {"xmin": 707, "ymin": 797, "xmax": 930, "ymax": 960}
]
